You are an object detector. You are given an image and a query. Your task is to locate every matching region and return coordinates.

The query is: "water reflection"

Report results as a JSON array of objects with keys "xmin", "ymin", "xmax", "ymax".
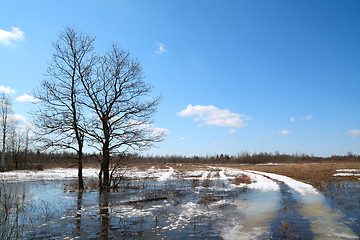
[
  {"xmin": 298, "ymin": 194, "xmax": 358, "ymax": 240},
  {"xmin": 75, "ymin": 191, "xmax": 83, "ymax": 236},
  {"xmin": 99, "ymin": 191, "xmax": 110, "ymax": 240},
  {"xmin": 219, "ymin": 190, "xmax": 280, "ymax": 240}
]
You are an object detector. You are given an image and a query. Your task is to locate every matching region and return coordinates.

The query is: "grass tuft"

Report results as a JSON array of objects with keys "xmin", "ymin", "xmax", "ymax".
[{"xmin": 233, "ymin": 174, "xmax": 252, "ymax": 185}]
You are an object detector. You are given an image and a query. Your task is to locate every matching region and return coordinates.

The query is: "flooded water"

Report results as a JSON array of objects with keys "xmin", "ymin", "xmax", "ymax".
[{"xmin": 0, "ymin": 167, "xmax": 359, "ymax": 239}]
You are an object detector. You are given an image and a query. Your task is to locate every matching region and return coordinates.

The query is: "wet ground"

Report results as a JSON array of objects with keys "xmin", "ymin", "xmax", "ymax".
[{"xmin": 0, "ymin": 167, "xmax": 359, "ymax": 239}]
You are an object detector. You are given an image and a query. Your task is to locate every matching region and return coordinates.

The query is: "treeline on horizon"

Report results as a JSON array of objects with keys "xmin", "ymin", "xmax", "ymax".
[{"xmin": 1, "ymin": 150, "xmax": 359, "ymax": 171}]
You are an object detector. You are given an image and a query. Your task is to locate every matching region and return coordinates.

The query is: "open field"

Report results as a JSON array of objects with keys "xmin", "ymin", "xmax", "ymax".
[
  {"xmin": 0, "ymin": 162, "xmax": 359, "ymax": 239},
  {"xmin": 120, "ymin": 161, "xmax": 360, "ymax": 183}
]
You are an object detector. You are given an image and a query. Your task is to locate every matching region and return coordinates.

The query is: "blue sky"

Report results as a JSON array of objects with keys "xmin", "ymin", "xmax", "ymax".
[{"xmin": 1, "ymin": 0, "xmax": 359, "ymax": 157}]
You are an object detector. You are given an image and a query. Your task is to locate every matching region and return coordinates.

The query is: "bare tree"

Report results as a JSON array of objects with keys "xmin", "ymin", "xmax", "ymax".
[
  {"xmin": 34, "ymin": 27, "xmax": 95, "ymax": 190},
  {"xmin": 0, "ymin": 94, "xmax": 13, "ymax": 171},
  {"xmin": 7, "ymin": 128, "xmax": 22, "ymax": 169},
  {"xmin": 81, "ymin": 44, "xmax": 166, "ymax": 189}
]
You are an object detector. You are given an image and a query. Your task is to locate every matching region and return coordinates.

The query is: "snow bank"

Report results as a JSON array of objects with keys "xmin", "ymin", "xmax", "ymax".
[
  {"xmin": 336, "ymin": 169, "xmax": 360, "ymax": 172},
  {"xmin": 334, "ymin": 173, "xmax": 360, "ymax": 177},
  {"xmin": 334, "ymin": 169, "xmax": 360, "ymax": 177},
  {"xmin": 157, "ymin": 167, "xmax": 174, "ymax": 181},
  {"xmin": 218, "ymin": 168, "xmax": 279, "ymax": 192},
  {"xmin": 0, "ymin": 168, "xmax": 98, "ymax": 182},
  {"xmin": 249, "ymin": 170, "xmax": 319, "ymax": 195},
  {"xmin": 245, "ymin": 171, "xmax": 280, "ymax": 192}
]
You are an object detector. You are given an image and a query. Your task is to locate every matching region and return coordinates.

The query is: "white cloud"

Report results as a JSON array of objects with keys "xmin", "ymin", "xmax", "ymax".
[
  {"xmin": 0, "ymin": 85, "xmax": 16, "ymax": 94},
  {"xmin": 12, "ymin": 113, "xmax": 27, "ymax": 122},
  {"xmin": 228, "ymin": 129, "xmax": 237, "ymax": 134},
  {"xmin": 179, "ymin": 137, "xmax": 186, "ymax": 140},
  {"xmin": 178, "ymin": 104, "xmax": 247, "ymax": 128},
  {"xmin": 11, "ymin": 114, "xmax": 30, "ymax": 129},
  {"xmin": 303, "ymin": 115, "xmax": 313, "ymax": 120},
  {"xmin": 155, "ymin": 42, "xmax": 167, "ymax": 54},
  {"xmin": 129, "ymin": 119, "xmax": 169, "ymax": 137},
  {"xmin": 346, "ymin": 129, "xmax": 360, "ymax": 138},
  {"xmin": 16, "ymin": 93, "xmax": 39, "ymax": 103},
  {"xmin": 290, "ymin": 117, "xmax": 295, "ymax": 122},
  {"xmin": 152, "ymin": 126, "xmax": 169, "ymax": 137},
  {"xmin": 0, "ymin": 27, "xmax": 25, "ymax": 45},
  {"xmin": 279, "ymin": 130, "xmax": 292, "ymax": 135}
]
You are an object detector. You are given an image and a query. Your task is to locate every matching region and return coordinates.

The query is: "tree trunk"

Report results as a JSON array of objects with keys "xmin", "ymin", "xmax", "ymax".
[
  {"xmin": 78, "ymin": 150, "xmax": 84, "ymax": 190},
  {"xmin": 1, "ymin": 130, "xmax": 5, "ymax": 171},
  {"xmin": 101, "ymin": 146, "xmax": 110, "ymax": 189},
  {"xmin": 100, "ymin": 120, "xmax": 111, "ymax": 190}
]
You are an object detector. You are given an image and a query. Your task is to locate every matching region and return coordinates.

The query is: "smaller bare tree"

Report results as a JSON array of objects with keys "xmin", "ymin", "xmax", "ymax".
[{"xmin": 0, "ymin": 93, "xmax": 13, "ymax": 171}]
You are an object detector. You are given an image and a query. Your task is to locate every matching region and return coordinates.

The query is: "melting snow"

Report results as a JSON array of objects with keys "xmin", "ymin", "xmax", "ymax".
[
  {"xmin": 157, "ymin": 167, "xmax": 174, "ymax": 181},
  {"xmin": 336, "ymin": 169, "xmax": 360, "ymax": 172},
  {"xmin": 0, "ymin": 168, "xmax": 98, "ymax": 182},
  {"xmin": 248, "ymin": 170, "xmax": 319, "ymax": 195},
  {"xmin": 334, "ymin": 169, "xmax": 360, "ymax": 177},
  {"xmin": 334, "ymin": 173, "xmax": 360, "ymax": 177}
]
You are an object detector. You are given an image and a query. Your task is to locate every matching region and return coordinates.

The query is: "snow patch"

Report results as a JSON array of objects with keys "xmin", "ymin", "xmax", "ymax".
[
  {"xmin": 336, "ymin": 169, "xmax": 360, "ymax": 172},
  {"xmin": 0, "ymin": 168, "xmax": 98, "ymax": 182},
  {"xmin": 157, "ymin": 167, "xmax": 174, "ymax": 181},
  {"xmin": 334, "ymin": 169, "xmax": 360, "ymax": 177},
  {"xmin": 249, "ymin": 170, "xmax": 319, "ymax": 195},
  {"xmin": 334, "ymin": 173, "xmax": 360, "ymax": 177}
]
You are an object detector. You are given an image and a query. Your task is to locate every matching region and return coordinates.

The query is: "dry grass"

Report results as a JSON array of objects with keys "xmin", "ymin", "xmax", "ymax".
[
  {"xmin": 64, "ymin": 179, "xmax": 99, "ymax": 192},
  {"xmin": 103, "ymin": 162, "xmax": 360, "ymax": 184},
  {"xmin": 202, "ymin": 178, "xmax": 211, "ymax": 188},
  {"xmin": 234, "ymin": 162, "xmax": 360, "ymax": 183},
  {"xmin": 127, "ymin": 162, "xmax": 360, "ymax": 184},
  {"xmin": 198, "ymin": 194, "xmax": 218, "ymax": 205},
  {"xmin": 233, "ymin": 174, "xmax": 252, "ymax": 185}
]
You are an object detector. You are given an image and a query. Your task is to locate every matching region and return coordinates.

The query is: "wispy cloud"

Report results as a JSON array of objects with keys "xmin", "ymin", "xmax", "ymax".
[
  {"xmin": 346, "ymin": 129, "xmax": 360, "ymax": 138},
  {"xmin": 279, "ymin": 130, "xmax": 293, "ymax": 135},
  {"xmin": 129, "ymin": 119, "xmax": 169, "ymax": 138},
  {"xmin": 0, "ymin": 85, "xmax": 16, "ymax": 94},
  {"xmin": 290, "ymin": 117, "xmax": 295, "ymax": 122},
  {"xmin": 178, "ymin": 104, "xmax": 248, "ymax": 128},
  {"xmin": 12, "ymin": 113, "xmax": 27, "ymax": 123},
  {"xmin": 303, "ymin": 115, "xmax": 313, "ymax": 120},
  {"xmin": 11, "ymin": 113, "xmax": 31, "ymax": 129},
  {"xmin": 155, "ymin": 42, "xmax": 167, "ymax": 54},
  {"xmin": 228, "ymin": 129, "xmax": 237, "ymax": 134},
  {"xmin": 0, "ymin": 27, "xmax": 25, "ymax": 45},
  {"xmin": 179, "ymin": 137, "xmax": 186, "ymax": 140},
  {"xmin": 16, "ymin": 93, "xmax": 39, "ymax": 103}
]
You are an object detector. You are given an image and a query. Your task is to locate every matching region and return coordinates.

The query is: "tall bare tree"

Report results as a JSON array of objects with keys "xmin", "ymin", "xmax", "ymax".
[
  {"xmin": 81, "ymin": 44, "xmax": 165, "ymax": 189},
  {"xmin": 34, "ymin": 27, "xmax": 95, "ymax": 189},
  {"xmin": 0, "ymin": 93, "xmax": 12, "ymax": 171}
]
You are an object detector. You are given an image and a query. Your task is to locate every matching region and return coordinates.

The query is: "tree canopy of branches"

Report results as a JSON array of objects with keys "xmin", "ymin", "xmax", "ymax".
[
  {"xmin": 34, "ymin": 27, "xmax": 95, "ymax": 189},
  {"xmin": 82, "ymin": 44, "xmax": 165, "ymax": 189},
  {"xmin": 35, "ymin": 27, "xmax": 165, "ymax": 190}
]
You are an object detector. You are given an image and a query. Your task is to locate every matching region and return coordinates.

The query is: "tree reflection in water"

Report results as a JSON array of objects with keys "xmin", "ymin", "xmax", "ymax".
[{"xmin": 99, "ymin": 191, "xmax": 109, "ymax": 240}]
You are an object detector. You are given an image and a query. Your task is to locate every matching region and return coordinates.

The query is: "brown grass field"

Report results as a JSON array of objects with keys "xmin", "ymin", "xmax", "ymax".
[{"xmin": 123, "ymin": 161, "xmax": 360, "ymax": 184}]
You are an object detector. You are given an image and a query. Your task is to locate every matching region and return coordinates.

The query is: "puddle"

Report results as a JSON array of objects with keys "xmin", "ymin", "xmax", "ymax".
[
  {"xmin": 299, "ymin": 194, "xmax": 358, "ymax": 240},
  {"xmin": 219, "ymin": 190, "xmax": 280, "ymax": 240},
  {"xmin": 270, "ymin": 183, "xmax": 314, "ymax": 239}
]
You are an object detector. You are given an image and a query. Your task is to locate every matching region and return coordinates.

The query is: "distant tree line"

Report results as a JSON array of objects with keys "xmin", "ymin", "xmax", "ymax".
[
  {"xmin": 118, "ymin": 152, "xmax": 360, "ymax": 164},
  {"xmin": 1, "ymin": 151, "xmax": 358, "ymax": 171}
]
